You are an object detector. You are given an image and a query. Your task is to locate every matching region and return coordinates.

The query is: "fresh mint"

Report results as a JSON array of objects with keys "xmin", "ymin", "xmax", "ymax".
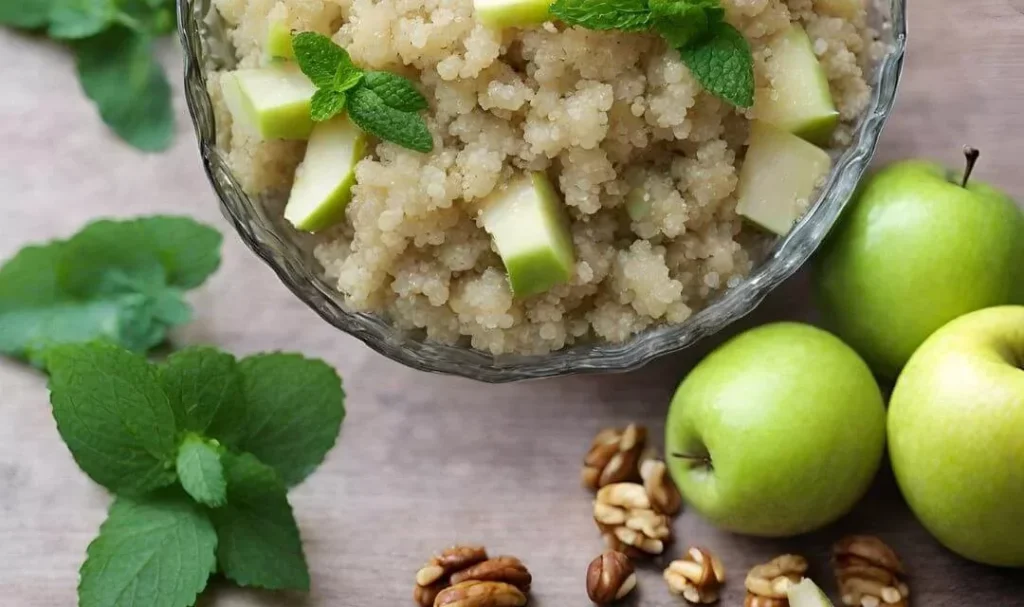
[
  {"xmin": 176, "ymin": 435, "xmax": 228, "ymax": 508},
  {"xmin": 45, "ymin": 341, "xmax": 346, "ymax": 606},
  {"xmin": 79, "ymin": 493, "xmax": 218, "ymax": 607},
  {"xmin": 210, "ymin": 453, "xmax": 310, "ymax": 590},
  {"xmin": 47, "ymin": 341, "xmax": 179, "ymax": 495},
  {"xmin": 549, "ymin": 0, "xmax": 754, "ymax": 108},
  {"xmin": 292, "ymin": 31, "xmax": 434, "ymax": 152},
  {"xmin": 0, "ymin": 216, "xmax": 222, "ymax": 365},
  {"xmin": 678, "ymin": 19, "xmax": 754, "ymax": 107},
  {"xmin": 548, "ymin": 0, "xmax": 653, "ymax": 31},
  {"xmin": 1, "ymin": 0, "xmax": 178, "ymax": 151}
]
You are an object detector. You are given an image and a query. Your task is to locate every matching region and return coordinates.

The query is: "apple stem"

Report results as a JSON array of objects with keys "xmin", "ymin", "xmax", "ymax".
[
  {"xmin": 671, "ymin": 452, "xmax": 713, "ymax": 470},
  {"xmin": 961, "ymin": 146, "xmax": 980, "ymax": 188}
]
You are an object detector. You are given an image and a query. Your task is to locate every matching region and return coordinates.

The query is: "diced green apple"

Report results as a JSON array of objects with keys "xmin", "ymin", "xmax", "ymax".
[
  {"xmin": 284, "ymin": 116, "xmax": 368, "ymax": 232},
  {"xmin": 626, "ymin": 187, "xmax": 651, "ymax": 221},
  {"xmin": 220, "ymin": 63, "xmax": 316, "ymax": 141},
  {"xmin": 736, "ymin": 121, "xmax": 832, "ymax": 236},
  {"xmin": 474, "ymin": 0, "xmax": 553, "ymax": 28},
  {"xmin": 480, "ymin": 172, "xmax": 576, "ymax": 297},
  {"xmin": 755, "ymin": 25, "xmax": 839, "ymax": 145},
  {"xmin": 265, "ymin": 20, "xmax": 295, "ymax": 61},
  {"xmin": 787, "ymin": 579, "xmax": 835, "ymax": 607}
]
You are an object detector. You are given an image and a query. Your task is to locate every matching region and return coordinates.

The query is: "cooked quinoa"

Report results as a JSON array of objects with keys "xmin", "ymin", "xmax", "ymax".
[{"xmin": 210, "ymin": 0, "xmax": 879, "ymax": 355}]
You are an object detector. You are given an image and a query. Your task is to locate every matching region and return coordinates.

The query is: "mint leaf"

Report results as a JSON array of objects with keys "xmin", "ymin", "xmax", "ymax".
[
  {"xmin": 292, "ymin": 31, "xmax": 360, "ymax": 89},
  {"xmin": 311, "ymin": 88, "xmax": 347, "ymax": 122},
  {"xmin": 0, "ymin": 216, "xmax": 221, "ymax": 362},
  {"xmin": 360, "ymin": 71, "xmax": 428, "ymax": 112},
  {"xmin": 348, "ymin": 86, "xmax": 433, "ymax": 153},
  {"xmin": 119, "ymin": 0, "xmax": 176, "ymax": 36},
  {"xmin": 49, "ymin": 0, "xmax": 115, "ymax": 39},
  {"xmin": 47, "ymin": 341, "xmax": 178, "ymax": 495},
  {"xmin": 176, "ymin": 435, "xmax": 227, "ymax": 508},
  {"xmin": 211, "ymin": 453, "xmax": 310, "ymax": 590},
  {"xmin": 79, "ymin": 492, "xmax": 217, "ymax": 607},
  {"xmin": 549, "ymin": 0, "xmax": 653, "ymax": 31},
  {"xmin": 158, "ymin": 347, "xmax": 245, "ymax": 435},
  {"xmin": 650, "ymin": 0, "xmax": 722, "ymax": 48},
  {"xmin": 207, "ymin": 353, "xmax": 345, "ymax": 487},
  {"xmin": 679, "ymin": 20, "xmax": 754, "ymax": 108},
  {"xmin": 75, "ymin": 28, "xmax": 174, "ymax": 152},
  {"xmin": 0, "ymin": 0, "xmax": 55, "ymax": 28}
]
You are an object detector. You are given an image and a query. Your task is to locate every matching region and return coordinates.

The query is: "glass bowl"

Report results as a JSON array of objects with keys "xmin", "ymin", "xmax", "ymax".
[{"xmin": 177, "ymin": 0, "xmax": 906, "ymax": 382}]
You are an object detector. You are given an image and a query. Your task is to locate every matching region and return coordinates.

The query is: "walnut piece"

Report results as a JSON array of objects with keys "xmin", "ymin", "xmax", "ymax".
[
  {"xmin": 434, "ymin": 581, "xmax": 527, "ymax": 607},
  {"xmin": 664, "ymin": 546, "xmax": 726, "ymax": 604},
  {"xmin": 414, "ymin": 546, "xmax": 532, "ymax": 607},
  {"xmin": 582, "ymin": 424, "xmax": 647, "ymax": 490},
  {"xmin": 833, "ymin": 536, "xmax": 909, "ymax": 607},
  {"xmin": 587, "ymin": 550, "xmax": 637, "ymax": 604},
  {"xmin": 593, "ymin": 482, "xmax": 671, "ymax": 556},
  {"xmin": 640, "ymin": 455, "xmax": 682, "ymax": 516},
  {"xmin": 744, "ymin": 554, "xmax": 808, "ymax": 607}
]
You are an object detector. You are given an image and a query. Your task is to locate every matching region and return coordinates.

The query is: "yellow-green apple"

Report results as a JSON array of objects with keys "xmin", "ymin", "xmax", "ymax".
[
  {"xmin": 814, "ymin": 149, "xmax": 1024, "ymax": 378},
  {"xmin": 888, "ymin": 305, "xmax": 1024, "ymax": 567},
  {"xmin": 665, "ymin": 323, "xmax": 887, "ymax": 537}
]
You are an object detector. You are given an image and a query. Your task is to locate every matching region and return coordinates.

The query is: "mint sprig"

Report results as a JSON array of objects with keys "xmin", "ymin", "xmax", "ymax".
[
  {"xmin": 550, "ymin": 0, "xmax": 754, "ymax": 108},
  {"xmin": 45, "ymin": 341, "xmax": 346, "ymax": 606},
  {"xmin": 0, "ymin": 216, "xmax": 222, "ymax": 366},
  {"xmin": 292, "ymin": 32, "xmax": 434, "ymax": 153},
  {"xmin": 1, "ymin": 0, "xmax": 178, "ymax": 151}
]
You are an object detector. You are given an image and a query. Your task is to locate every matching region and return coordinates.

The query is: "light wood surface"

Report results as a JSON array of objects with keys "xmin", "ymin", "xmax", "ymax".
[{"xmin": 2, "ymin": 2, "xmax": 1023, "ymax": 605}]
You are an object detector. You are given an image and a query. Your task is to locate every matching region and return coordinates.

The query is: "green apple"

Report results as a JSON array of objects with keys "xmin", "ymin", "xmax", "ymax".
[
  {"xmin": 480, "ymin": 171, "xmax": 575, "ymax": 297},
  {"xmin": 755, "ymin": 25, "xmax": 839, "ymax": 145},
  {"xmin": 665, "ymin": 322, "xmax": 886, "ymax": 537},
  {"xmin": 265, "ymin": 20, "xmax": 295, "ymax": 62},
  {"xmin": 788, "ymin": 578, "xmax": 834, "ymax": 607},
  {"xmin": 220, "ymin": 63, "xmax": 316, "ymax": 140},
  {"xmin": 284, "ymin": 116, "xmax": 368, "ymax": 232},
  {"xmin": 888, "ymin": 306, "xmax": 1024, "ymax": 567},
  {"xmin": 736, "ymin": 121, "xmax": 832, "ymax": 236},
  {"xmin": 814, "ymin": 150, "xmax": 1024, "ymax": 378},
  {"xmin": 474, "ymin": 0, "xmax": 553, "ymax": 28}
]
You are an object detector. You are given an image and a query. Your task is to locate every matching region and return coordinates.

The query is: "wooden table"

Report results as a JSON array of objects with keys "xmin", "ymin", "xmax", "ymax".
[{"xmin": 1, "ymin": 1, "xmax": 1022, "ymax": 605}]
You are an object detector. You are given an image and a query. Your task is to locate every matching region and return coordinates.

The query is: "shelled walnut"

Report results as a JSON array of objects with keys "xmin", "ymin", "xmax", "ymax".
[
  {"xmin": 586, "ymin": 550, "xmax": 637, "ymax": 604},
  {"xmin": 833, "ymin": 536, "xmax": 909, "ymax": 607},
  {"xmin": 664, "ymin": 546, "xmax": 726, "ymax": 604},
  {"xmin": 640, "ymin": 454, "xmax": 682, "ymax": 516},
  {"xmin": 414, "ymin": 546, "xmax": 531, "ymax": 607},
  {"xmin": 582, "ymin": 424, "xmax": 647, "ymax": 490},
  {"xmin": 744, "ymin": 554, "xmax": 808, "ymax": 607},
  {"xmin": 593, "ymin": 482, "xmax": 672, "ymax": 556}
]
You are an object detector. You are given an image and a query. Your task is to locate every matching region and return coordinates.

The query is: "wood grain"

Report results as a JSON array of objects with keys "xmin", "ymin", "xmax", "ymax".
[{"xmin": 2, "ymin": 2, "xmax": 1023, "ymax": 605}]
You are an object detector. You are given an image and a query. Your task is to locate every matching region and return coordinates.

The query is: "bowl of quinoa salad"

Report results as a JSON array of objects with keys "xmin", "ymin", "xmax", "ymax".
[{"xmin": 179, "ymin": 0, "xmax": 905, "ymax": 381}]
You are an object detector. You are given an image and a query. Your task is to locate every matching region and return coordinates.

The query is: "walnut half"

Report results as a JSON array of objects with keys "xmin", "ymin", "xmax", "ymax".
[
  {"xmin": 664, "ymin": 546, "xmax": 726, "ymax": 604},
  {"xmin": 414, "ymin": 546, "xmax": 531, "ymax": 607},
  {"xmin": 434, "ymin": 580, "xmax": 527, "ymax": 607},
  {"xmin": 744, "ymin": 554, "xmax": 808, "ymax": 607},
  {"xmin": 593, "ymin": 482, "xmax": 672, "ymax": 557},
  {"xmin": 587, "ymin": 550, "xmax": 637, "ymax": 604},
  {"xmin": 582, "ymin": 424, "xmax": 648, "ymax": 490},
  {"xmin": 833, "ymin": 536, "xmax": 909, "ymax": 607}
]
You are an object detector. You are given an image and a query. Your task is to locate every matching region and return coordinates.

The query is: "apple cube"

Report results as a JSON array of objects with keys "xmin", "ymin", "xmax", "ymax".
[
  {"xmin": 474, "ymin": 0, "xmax": 553, "ymax": 28},
  {"xmin": 220, "ymin": 63, "xmax": 316, "ymax": 141},
  {"xmin": 284, "ymin": 116, "xmax": 368, "ymax": 232},
  {"xmin": 736, "ymin": 121, "xmax": 832, "ymax": 236},
  {"xmin": 265, "ymin": 20, "xmax": 295, "ymax": 62},
  {"xmin": 480, "ymin": 172, "xmax": 576, "ymax": 297},
  {"xmin": 788, "ymin": 579, "xmax": 835, "ymax": 607},
  {"xmin": 755, "ymin": 25, "xmax": 839, "ymax": 146}
]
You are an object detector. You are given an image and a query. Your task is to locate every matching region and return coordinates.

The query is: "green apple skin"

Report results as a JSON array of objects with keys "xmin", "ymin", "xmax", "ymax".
[
  {"xmin": 788, "ymin": 578, "xmax": 835, "ymax": 607},
  {"xmin": 815, "ymin": 160, "xmax": 1024, "ymax": 378},
  {"xmin": 888, "ymin": 306, "xmax": 1024, "ymax": 567},
  {"xmin": 666, "ymin": 323, "xmax": 886, "ymax": 537}
]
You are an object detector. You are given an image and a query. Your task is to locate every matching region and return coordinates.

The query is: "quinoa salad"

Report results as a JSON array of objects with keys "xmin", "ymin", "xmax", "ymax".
[{"xmin": 209, "ymin": 0, "xmax": 883, "ymax": 355}]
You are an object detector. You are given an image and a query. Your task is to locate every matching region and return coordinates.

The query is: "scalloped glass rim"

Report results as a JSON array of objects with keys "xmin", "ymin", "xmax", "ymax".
[{"xmin": 177, "ymin": 0, "xmax": 906, "ymax": 383}]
